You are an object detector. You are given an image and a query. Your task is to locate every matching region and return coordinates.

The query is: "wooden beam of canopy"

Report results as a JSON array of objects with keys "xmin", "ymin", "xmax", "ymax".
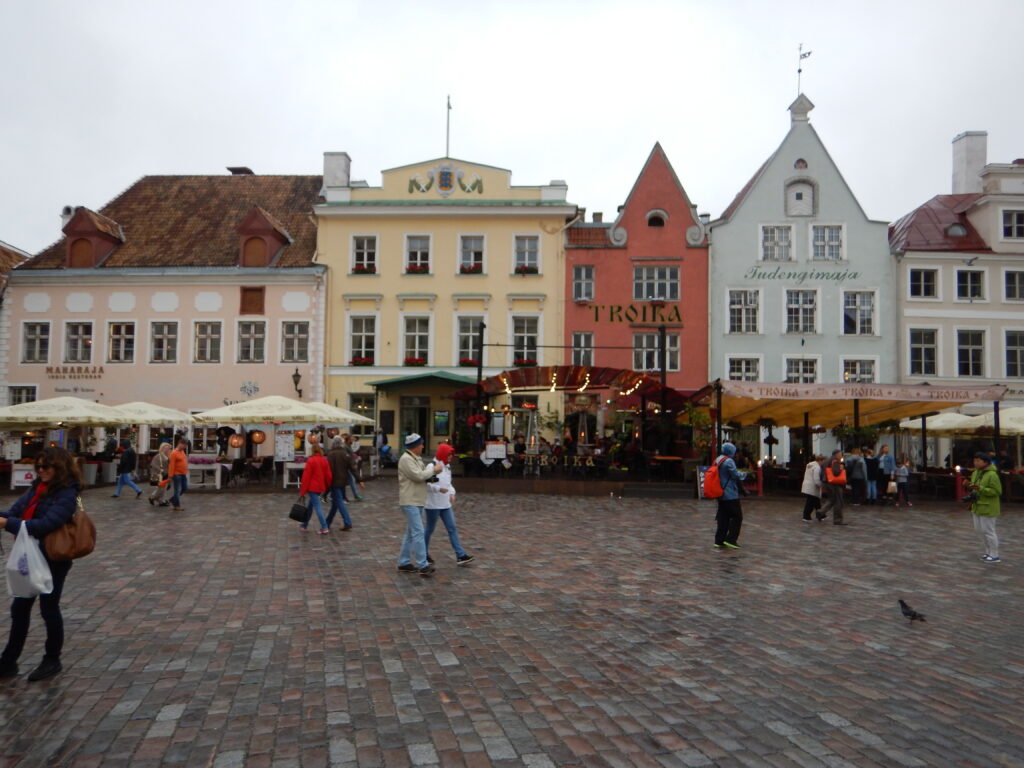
[{"xmin": 691, "ymin": 380, "xmax": 1007, "ymax": 429}]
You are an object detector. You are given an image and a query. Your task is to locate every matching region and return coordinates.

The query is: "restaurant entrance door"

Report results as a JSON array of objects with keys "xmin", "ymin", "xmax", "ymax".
[{"xmin": 400, "ymin": 395, "xmax": 429, "ymax": 444}]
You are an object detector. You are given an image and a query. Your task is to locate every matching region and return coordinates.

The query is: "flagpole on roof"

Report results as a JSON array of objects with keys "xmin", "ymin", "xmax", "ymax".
[
  {"xmin": 446, "ymin": 95, "xmax": 452, "ymax": 158},
  {"xmin": 797, "ymin": 44, "xmax": 812, "ymax": 95}
]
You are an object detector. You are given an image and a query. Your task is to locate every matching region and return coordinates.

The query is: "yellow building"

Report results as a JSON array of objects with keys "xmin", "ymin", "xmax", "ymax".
[{"xmin": 314, "ymin": 153, "xmax": 577, "ymax": 451}]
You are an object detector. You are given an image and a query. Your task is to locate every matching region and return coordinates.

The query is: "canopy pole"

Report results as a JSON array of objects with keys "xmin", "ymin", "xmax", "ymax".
[
  {"xmin": 715, "ymin": 381, "xmax": 723, "ymax": 457},
  {"xmin": 853, "ymin": 399, "xmax": 860, "ymax": 429},
  {"xmin": 803, "ymin": 411, "xmax": 810, "ymax": 464},
  {"xmin": 920, "ymin": 415, "xmax": 928, "ymax": 471},
  {"xmin": 476, "ymin": 322, "xmax": 486, "ymax": 452},
  {"xmin": 994, "ymin": 400, "xmax": 1001, "ymax": 453}
]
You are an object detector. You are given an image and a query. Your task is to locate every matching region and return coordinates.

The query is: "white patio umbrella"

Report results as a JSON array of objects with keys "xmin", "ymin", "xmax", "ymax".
[
  {"xmin": 305, "ymin": 401, "xmax": 374, "ymax": 426},
  {"xmin": 0, "ymin": 396, "xmax": 127, "ymax": 427},
  {"xmin": 898, "ymin": 411, "xmax": 979, "ymax": 436},
  {"xmin": 192, "ymin": 395, "xmax": 329, "ymax": 425},
  {"xmin": 961, "ymin": 406, "xmax": 1024, "ymax": 435},
  {"xmin": 114, "ymin": 401, "xmax": 195, "ymax": 425}
]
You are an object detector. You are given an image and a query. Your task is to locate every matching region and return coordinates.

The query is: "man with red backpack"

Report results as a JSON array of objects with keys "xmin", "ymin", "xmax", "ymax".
[
  {"xmin": 712, "ymin": 442, "xmax": 746, "ymax": 549},
  {"xmin": 819, "ymin": 449, "xmax": 849, "ymax": 526}
]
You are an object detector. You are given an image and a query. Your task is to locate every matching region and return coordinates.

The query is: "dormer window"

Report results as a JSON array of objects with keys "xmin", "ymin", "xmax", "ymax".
[
  {"xmin": 947, "ymin": 223, "xmax": 968, "ymax": 237},
  {"xmin": 236, "ymin": 205, "xmax": 292, "ymax": 267},
  {"xmin": 62, "ymin": 207, "xmax": 124, "ymax": 268},
  {"xmin": 242, "ymin": 237, "xmax": 269, "ymax": 266},
  {"xmin": 69, "ymin": 238, "xmax": 94, "ymax": 268}
]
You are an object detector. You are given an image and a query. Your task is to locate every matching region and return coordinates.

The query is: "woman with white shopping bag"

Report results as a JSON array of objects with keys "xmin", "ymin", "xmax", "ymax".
[{"xmin": 0, "ymin": 447, "xmax": 81, "ymax": 682}]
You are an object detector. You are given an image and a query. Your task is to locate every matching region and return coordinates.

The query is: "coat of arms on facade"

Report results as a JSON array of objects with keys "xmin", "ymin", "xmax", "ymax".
[{"xmin": 409, "ymin": 163, "xmax": 484, "ymax": 197}]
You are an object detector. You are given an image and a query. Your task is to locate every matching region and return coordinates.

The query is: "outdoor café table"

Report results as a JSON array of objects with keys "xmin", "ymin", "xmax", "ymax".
[
  {"xmin": 188, "ymin": 461, "xmax": 222, "ymax": 490},
  {"xmin": 283, "ymin": 461, "xmax": 305, "ymax": 489}
]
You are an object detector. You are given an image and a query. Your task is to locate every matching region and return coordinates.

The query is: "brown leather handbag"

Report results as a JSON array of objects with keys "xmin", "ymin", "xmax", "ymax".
[{"xmin": 44, "ymin": 496, "xmax": 97, "ymax": 561}]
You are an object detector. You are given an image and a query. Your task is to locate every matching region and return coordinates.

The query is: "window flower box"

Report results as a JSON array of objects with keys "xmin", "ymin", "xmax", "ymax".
[
  {"xmin": 459, "ymin": 263, "xmax": 483, "ymax": 274},
  {"xmin": 404, "ymin": 357, "xmax": 427, "ymax": 366},
  {"xmin": 406, "ymin": 264, "xmax": 430, "ymax": 274},
  {"xmin": 459, "ymin": 358, "xmax": 479, "ymax": 367},
  {"xmin": 352, "ymin": 264, "xmax": 376, "ymax": 274},
  {"xmin": 514, "ymin": 265, "xmax": 539, "ymax": 275},
  {"xmin": 467, "ymin": 414, "xmax": 487, "ymax": 428},
  {"xmin": 514, "ymin": 358, "xmax": 537, "ymax": 367},
  {"xmin": 350, "ymin": 357, "xmax": 374, "ymax": 366}
]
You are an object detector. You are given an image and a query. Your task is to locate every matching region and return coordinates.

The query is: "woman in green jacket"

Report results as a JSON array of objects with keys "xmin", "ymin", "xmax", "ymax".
[{"xmin": 968, "ymin": 452, "xmax": 1002, "ymax": 563}]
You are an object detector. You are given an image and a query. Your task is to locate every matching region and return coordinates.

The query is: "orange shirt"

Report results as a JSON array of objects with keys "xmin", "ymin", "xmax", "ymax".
[{"xmin": 168, "ymin": 449, "xmax": 189, "ymax": 477}]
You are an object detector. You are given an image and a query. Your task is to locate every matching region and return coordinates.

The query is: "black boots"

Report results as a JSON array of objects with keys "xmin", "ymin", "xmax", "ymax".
[{"xmin": 27, "ymin": 657, "xmax": 62, "ymax": 682}]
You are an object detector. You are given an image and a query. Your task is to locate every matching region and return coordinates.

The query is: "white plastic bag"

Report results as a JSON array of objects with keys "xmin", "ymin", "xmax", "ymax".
[{"xmin": 6, "ymin": 521, "xmax": 53, "ymax": 598}]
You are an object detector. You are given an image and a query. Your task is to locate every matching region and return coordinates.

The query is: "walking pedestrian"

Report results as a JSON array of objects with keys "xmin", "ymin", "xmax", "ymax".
[
  {"xmin": 864, "ymin": 448, "xmax": 880, "ymax": 505},
  {"xmin": 148, "ymin": 442, "xmax": 172, "ymax": 507},
  {"xmin": 298, "ymin": 443, "xmax": 332, "ymax": 534},
  {"xmin": 111, "ymin": 439, "xmax": 143, "ymax": 499},
  {"xmin": 846, "ymin": 446, "xmax": 866, "ymax": 505},
  {"xmin": 168, "ymin": 439, "xmax": 189, "ymax": 511},
  {"xmin": 424, "ymin": 443, "xmax": 474, "ymax": 566},
  {"xmin": 967, "ymin": 452, "xmax": 1002, "ymax": 563},
  {"xmin": 895, "ymin": 458, "xmax": 912, "ymax": 506},
  {"xmin": 820, "ymin": 449, "xmax": 849, "ymax": 525},
  {"xmin": 713, "ymin": 442, "xmax": 745, "ymax": 549},
  {"xmin": 801, "ymin": 454, "xmax": 826, "ymax": 521},
  {"xmin": 0, "ymin": 447, "xmax": 82, "ymax": 682},
  {"xmin": 341, "ymin": 433, "xmax": 365, "ymax": 502},
  {"xmin": 396, "ymin": 433, "xmax": 443, "ymax": 577},
  {"xmin": 325, "ymin": 436, "xmax": 353, "ymax": 530}
]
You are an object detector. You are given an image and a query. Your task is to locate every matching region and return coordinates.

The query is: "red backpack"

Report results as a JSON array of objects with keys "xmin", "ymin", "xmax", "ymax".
[{"xmin": 703, "ymin": 457, "xmax": 727, "ymax": 498}]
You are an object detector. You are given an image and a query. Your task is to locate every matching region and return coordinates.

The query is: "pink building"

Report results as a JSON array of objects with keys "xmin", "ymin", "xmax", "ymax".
[{"xmin": 0, "ymin": 172, "xmax": 325, "ymax": 451}]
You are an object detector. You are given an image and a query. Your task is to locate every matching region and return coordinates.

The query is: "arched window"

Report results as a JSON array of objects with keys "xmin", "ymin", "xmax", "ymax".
[
  {"xmin": 242, "ymin": 236, "xmax": 268, "ymax": 267},
  {"xmin": 69, "ymin": 238, "xmax": 93, "ymax": 268},
  {"xmin": 648, "ymin": 215, "xmax": 665, "ymax": 227}
]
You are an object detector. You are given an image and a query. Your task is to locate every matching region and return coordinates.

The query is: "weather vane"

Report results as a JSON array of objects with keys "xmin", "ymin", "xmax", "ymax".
[{"xmin": 798, "ymin": 44, "xmax": 812, "ymax": 95}]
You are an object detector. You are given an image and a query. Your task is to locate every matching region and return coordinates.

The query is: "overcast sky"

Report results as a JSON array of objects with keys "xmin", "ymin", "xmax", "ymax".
[{"xmin": 2, "ymin": 0, "xmax": 1021, "ymax": 255}]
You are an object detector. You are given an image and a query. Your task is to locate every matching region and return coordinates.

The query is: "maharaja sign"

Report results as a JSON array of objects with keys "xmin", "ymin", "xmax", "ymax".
[{"xmin": 46, "ymin": 365, "xmax": 105, "ymax": 379}]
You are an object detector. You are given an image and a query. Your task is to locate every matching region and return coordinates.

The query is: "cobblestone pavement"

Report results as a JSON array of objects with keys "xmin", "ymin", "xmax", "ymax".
[{"xmin": 0, "ymin": 481, "xmax": 1021, "ymax": 768}]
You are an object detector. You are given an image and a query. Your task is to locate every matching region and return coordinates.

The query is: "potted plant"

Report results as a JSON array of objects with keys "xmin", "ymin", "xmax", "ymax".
[
  {"xmin": 352, "ymin": 264, "xmax": 376, "ymax": 274},
  {"xmin": 406, "ymin": 264, "xmax": 430, "ymax": 274},
  {"xmin": 514, "ymin": 265, "xmax": 539, "ymax": 275},
  {"xmin": 458, "ymin": 358, "xmax": 479, "ymax": 367},
  {"xmin": 514, "ymin": 357, "xmax": 537, "ymax": 367},
  {"xmin": 350, "ymin": 357, "xmax": 374, "ymax": 366},
  {"xmin": 459, "ymin": 263, "xmax": 483, "ymax": 274},
  {"xmin": 404, "ymin": 356, "xmax": 427, "ymax": 366}
]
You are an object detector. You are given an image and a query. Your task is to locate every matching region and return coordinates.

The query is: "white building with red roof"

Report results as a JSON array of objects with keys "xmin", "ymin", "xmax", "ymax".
[{"xmin": 890, "ymin": 131, "xmax": 1024, "ymax": 400}]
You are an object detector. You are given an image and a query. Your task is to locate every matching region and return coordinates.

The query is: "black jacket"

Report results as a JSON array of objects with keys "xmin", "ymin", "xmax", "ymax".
[
  {"xmin": 116, "ymin": 448, "xmax": 137, "ymax": 475},
  {"xmin": 3, "ymin": 482, "xmax": 80, "ymax": 553}
]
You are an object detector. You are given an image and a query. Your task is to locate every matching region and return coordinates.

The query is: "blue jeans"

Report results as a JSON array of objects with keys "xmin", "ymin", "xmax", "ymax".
[
  {"xmin": 325, "ymin": 487, "xmax": 352, "ymax": 528},
  {"xmin": 115, "ymin": 473, "xmax": 142, "ymax": 496},
  {"xmin": 398, "ymin": 505, "xmax": 427, "ymax": 569},
  {"xmin": 424, "ymin": 507, "xmax": 466, "ymax": 558},
  {"xmin": 300, "ymin": 492, "xmax": 327, "ymax": 529},
  {"xmin": 866, "ymin": 479, "xmax": 878, "ymax": 500},
  {"xmin": 342, "ymin": 471, "xmax": 361, "ymax": 500},
  {"xmin": 171, "ymin": 474, "xmax": 188, "ymax": 507}
]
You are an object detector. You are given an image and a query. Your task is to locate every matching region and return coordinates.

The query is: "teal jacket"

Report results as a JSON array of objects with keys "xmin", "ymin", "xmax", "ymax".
[{"xmin": 970, "ymin": 465, "xmax": 1002, "ymax": 517}]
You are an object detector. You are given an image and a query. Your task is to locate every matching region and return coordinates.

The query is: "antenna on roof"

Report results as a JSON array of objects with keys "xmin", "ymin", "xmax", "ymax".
[
  {"xmin": 797, "ymin": 44, "xmax": 812, "ymax": 95},
  {"xmin": 445, "ymin": 95, "xmax": 452, "ymax": 158}
]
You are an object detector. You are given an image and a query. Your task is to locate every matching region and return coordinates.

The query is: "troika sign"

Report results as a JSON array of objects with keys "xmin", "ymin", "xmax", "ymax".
[
  {"xmin": 587, "ymin": 304, "xmax": 682, "ymax": 323},
  {"xmin": 719, "ymin": 380, "xmax": 1007, "ymax": 403}
]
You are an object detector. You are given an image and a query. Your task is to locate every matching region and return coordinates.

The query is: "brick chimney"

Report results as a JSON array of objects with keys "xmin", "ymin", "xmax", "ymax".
[{"xmin": 952, "ymin": 131, "xmax": 987, "ymax": 194}]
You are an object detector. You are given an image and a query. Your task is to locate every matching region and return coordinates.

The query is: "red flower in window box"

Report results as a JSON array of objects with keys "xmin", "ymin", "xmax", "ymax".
[
  {"xmin": 460, "ymin": 263, "xmax": 483, "ymax": 274},
  {"xmin": 352, "ymin": 264, "xmax": 376, "ymax": 274},
  {"xmin": 404, "ymin": 356, "xmax": 427, "ymax": 366},
  {"xmin": 406, "ymin": 264, "xmax": 430, "ymax": 274},
  {"xmin": 514, "ymin": 265, "xmax": 539, "ymax": 275},
  {"xmin": 459, "ymin": 358, "xmax": 479, "ymax": 367},
  {"xmin": 350, "ymin": 357, "xmax": 374, "ymax": 366},
  {"xmin": 467, "ymin": 414, "xmax": 488, "ymax": 427},
  {"xmin": 514, "ymin": 358, "xmax": 537, "ymax": 367}
]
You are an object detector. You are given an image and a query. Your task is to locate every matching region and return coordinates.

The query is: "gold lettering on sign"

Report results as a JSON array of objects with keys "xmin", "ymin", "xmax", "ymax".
[{"xmin": 586, "ymin": 304, "xmax": 683, "ymax": 323}]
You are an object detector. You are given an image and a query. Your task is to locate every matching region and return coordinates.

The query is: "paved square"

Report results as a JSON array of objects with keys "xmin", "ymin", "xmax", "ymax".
[{"xmin": 0, "ymin": 482, "xmax": 1021, "ymax": 767}]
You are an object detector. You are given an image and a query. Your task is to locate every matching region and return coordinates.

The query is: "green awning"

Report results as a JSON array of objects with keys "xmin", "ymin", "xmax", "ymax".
[{"xmin": 367, "ymin": 371, "xmax": 478, "ymax": 392}]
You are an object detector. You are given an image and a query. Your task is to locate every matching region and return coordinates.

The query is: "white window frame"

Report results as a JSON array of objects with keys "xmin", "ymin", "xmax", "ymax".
[
  {"xmin": 508, "ymin": 312, "xmax": 542, "ymax": 366},
  {"xmin": 400, "ymin": 313, "xmax": 433, "ymax": 365},
  {"xmin": 1001, "ymin": 268, "xmax": 1024, "ymax": 302},
  {"xmin": 106, "ymin": 320, "xmax": 136, "ymax": 364},
  {"xmin": 841, "ymin": 289, "xmax": 877, "ymax": 336},
  {"xmin": 237, "ymin": 319, "xmax": 267, "ymax": 364},
  {"xmin": 281, "ymin": 320, "xmax": 310, "ymax": 363},
  {"xmin": 64, "ymin": 321, "xmax": 93, "ymax": 364},
  {"xmin": 351, "ymin": 234, "xmax": 378, "ymax": 272},
  {"xmin": 8, "ymin": 385, "xmax": 38, "ymax": 405},
  {"xmin": 21, "ymin": 321, "xmax": 50, "ymax": 364},
  {"xmin": 809, "ymin": 223, "xmax": 845, "ymax": 262},
  {"xmin": 907, "ymin": 326, "xmax": 940, "ymax": 378},
  {"xmin": 458, "ymin": 233, "xmax": 486, "ymax": 273},
  {"xmin": 759, "ymin": 224, "xmax": 794, "ymax": 262},
  {"xmin": 725, "ymin": 355, "xmax": 762, "ymax": 382},
  {"xmin": 632, "ymin": 266, "xmax": 679, "ymax": 301},
  {"xmin": 513, "ymin": 234, "xmax": 540, "ymax": 273},
  {"xmin": 346, "ymin": 313, "xmax": 379, "ymax": 365},
  {"xmin": 632, "ymin": 332, "xmax": 680, "ymax": 372},
  {"xmin": 907, "ymin": 265, "xmax": 942, "ymax": 301},
  {"xmin": 782, "ymin": 355, "xmax": 820, "ymax": 384},
  {"xmin": 572, "ymin": 331, "xmax": 594, "ymax": 366},
  {"xmin": 150, "ymin": 320, "xmax": 178, "ymax": 364},
  {"xmin": 954, "ymin": 268, "xmax": 988, "ymax": 302},
  {"xmin": 1004, "ymin": 327, "xmax": 1024, "ymax": 378},
  {"xmin": 573, "ymin": 265, "xmax": 595, "ymax": 302},
  {"xmin": 405, "ymin": 234, "xmax": 432, "ymax": 273},
  {"xmin": 784, "ymin": 288, "xmax": 819, "ymax": 334},
  {"xmin": 840, "ymin": 357, "xmax": 879, "ymax": 383},
  {"xmin": 726, "ymin": 288, "xmax": 761, "ymax": 334},
  {"xmin": 1000, "ymin": 208, "xmax": 1024, "ymax": 241},
  {"xmin": 954, "ymin": 326, "xmax": 987, "ymax": 378},
  {"xmin": 452, "ymin": 313, "xmax": 485, "ymax": 366},
  {"xmin": 193, "ymin": 320, "xmax": 223, "ymax": 365},
  {"xmin": 348, "ymin": 393, "xmax": 376, "ymax": 437}
]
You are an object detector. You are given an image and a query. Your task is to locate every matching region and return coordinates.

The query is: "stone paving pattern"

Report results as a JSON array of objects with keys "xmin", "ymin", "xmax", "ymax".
[{"xmin": 0, "ymin": 481, "xmax": 1021, "ymax": 767}]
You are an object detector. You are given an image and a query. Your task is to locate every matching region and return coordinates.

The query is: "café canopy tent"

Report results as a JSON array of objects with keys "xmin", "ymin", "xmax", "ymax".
[
  {"xmin": 898, "ymin": 410, "xmax": 981, "ymax": 436},
  {"xmin": 693, "ymin": 380, "xmax": 1008, "ymax": 429},
  {"xmin": 304, "ymin": 401, "xmax": 374, "ymax": 426},
  {"xmin": 114, "ymin": 401, "xmax": 195, "ymax": 425},
  {"xmin": 962, "ymin": 406, "xmax": 1024, "ymax": 435},
  {"xmin": 0, "ymin": 396, "xmax": 128, "ymax": 428},
  {"xmin": 192, "ymin": 396, "xmax": 373, "ymax": 426}
]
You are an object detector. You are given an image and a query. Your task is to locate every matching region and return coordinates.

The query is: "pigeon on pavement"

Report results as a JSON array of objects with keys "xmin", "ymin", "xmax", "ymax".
[{"xmin": 898, "ymin": 599, "xmax": 926, "ymax": 623}]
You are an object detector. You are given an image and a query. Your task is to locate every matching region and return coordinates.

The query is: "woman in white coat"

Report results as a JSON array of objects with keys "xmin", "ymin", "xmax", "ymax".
[{"xmin": 801, "ymin": 455, "xmax": 826, "ymax": 522}]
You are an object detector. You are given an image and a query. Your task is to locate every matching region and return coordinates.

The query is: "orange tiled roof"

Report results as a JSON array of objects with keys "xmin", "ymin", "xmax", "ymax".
[
  {"xmin": 22, "ymin": 175, "xmax": 323, "ymax": 269},
  {"xmin": 71, "ymin": 208, "xmax": 124, "ymax": 241},
  {"xmin": 566, "ymin": 224, "xmax": 613, "ymax": 248},
  {"xmin": 888, "ymin": 194, "xmax": 990, "ymax": 253},
  {"xmin": 0, "ymin": 243, "xmax": 28, "ymax": 273}
]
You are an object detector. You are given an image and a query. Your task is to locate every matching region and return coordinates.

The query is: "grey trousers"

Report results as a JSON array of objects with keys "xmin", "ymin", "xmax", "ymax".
[{"xmin": 972, "ymin": 514, "xmax": 999, "ymax": 558}]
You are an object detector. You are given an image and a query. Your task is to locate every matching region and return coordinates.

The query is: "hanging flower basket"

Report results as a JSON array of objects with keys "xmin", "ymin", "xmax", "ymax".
[
  {"xmin": 514, "ymin": 358, "xmax": 537, "ymax": 367},
  {"xmin": 350, "ymin": 357, "xmax": 374, "ymax": 366},
  {"xmin": 459, "ymin": 358, "xmax": 479, "ymax": 367},
  {"xmin": 404, "ymin": 357, "xmax": 427, "ymax": 366},
  {"xmin": 514, "ymin": 265, "xmax": 539, "ymax": 275},
  {"xmin": 460, "ymin": 263, "xmax": 483, "ymax": 274},
  {"xmin": 406, "ymin": 264, "xmax": 430, "ymax": 274},
  {"xmin": 352, "ymin": 264, "xmax": 376, "ymax": 274},
  {"xmin": 467, "ymin": 414, "xmax": 487, "ymax": 428}
]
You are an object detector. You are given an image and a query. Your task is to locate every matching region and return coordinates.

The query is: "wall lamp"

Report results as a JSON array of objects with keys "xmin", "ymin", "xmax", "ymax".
[{"xmin": 292, "ymin": 368, "xmax": 303, "ymax": 399}]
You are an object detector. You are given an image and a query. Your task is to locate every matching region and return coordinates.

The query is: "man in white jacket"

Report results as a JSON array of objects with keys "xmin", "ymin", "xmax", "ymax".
[{"xmin": 396, "ymin": 433, "xmax": 443, "ymax": 577}]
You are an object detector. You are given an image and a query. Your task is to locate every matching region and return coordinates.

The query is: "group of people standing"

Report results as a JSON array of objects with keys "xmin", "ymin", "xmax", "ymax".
[{"xmin": 801, "ymin": 445, "xmax": 914, "ymax": 524}]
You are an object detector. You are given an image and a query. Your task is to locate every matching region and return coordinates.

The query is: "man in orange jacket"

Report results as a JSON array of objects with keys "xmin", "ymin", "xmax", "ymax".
[
  {"xmin": 820, "ymin": 449, "xmax": 849, "ymax": 526},
  {"xmin": 168, "ymin": 439, "xmax": 189, "ymax": 511}
]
